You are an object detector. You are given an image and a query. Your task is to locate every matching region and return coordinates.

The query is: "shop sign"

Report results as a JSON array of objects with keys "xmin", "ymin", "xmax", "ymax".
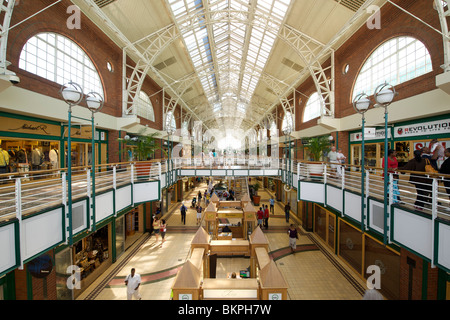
[
  {"xmin": 394, "ymin": 119, "xmax": 450, "ymax": 139},
  {"xmin": 1, "ymin": 117, "xmax": 60, "ymax": 136},
  {"xmin": 413, "ymin": 141, "xmax": 450, "ymax": 151},
  {"xmin": 350, "ymin": 128, "xmax": 391, "ymax": 142}
]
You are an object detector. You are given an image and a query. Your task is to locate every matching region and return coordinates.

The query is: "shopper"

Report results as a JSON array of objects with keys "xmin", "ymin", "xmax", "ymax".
[
  {"xmin": 257, "ymin": 207, "xmax": 264, "ymax": 228},
  {"xmin": 400, "ymin": 149, "xmax": 432, "ymax": 211},
  {"xmin": 153, "ymin": 216, "xmax": 161, "ymax": 242},
  {"xmin": 328, "ymin": 146, "xmax": 339, "ymax": 177},
  {"xmin": 337, "ymin": 148, "xmax": 346, "ymax": 176},
  {"xmin": 198, "ymin": 190, "xmax": 202, "ymax": 204},
  {"xmin": 160, "ymin": 219, "xmax": 167, "ymax": 246},
  {"xmin": 124, "ymin": 268, "xmax": 142, "ymax": 300},
  {"xmin": 439, "ymin": 148, "xmax": 450, "ymax": 212},
  {"xmin": 382, "ymin": 149, "xmax": 402, "ymax": 204},
  {"xmin": 196, "ymin": 204, "xmax": 203, "ymax": 225},
  {"xmin": 430, "ymin": 139, "xmax": 445, "ymax": 169},
  {"xmin": 284, "ymin": 202, "xmax": 291, "ymax": 223},
  {"xmin": 269, "ymin": 197, "xmax": 275, "ymax": 214},
  {"xmin": 263, "ymin": 204, "xmax": 269, "ymax": 230},
  {"xmin": 287, "ymin": 224, "xmax": 298, "ymax": 253},
  {"xmin": 180, "ymin": 202, "xmax": 187, "ymax": 225}
]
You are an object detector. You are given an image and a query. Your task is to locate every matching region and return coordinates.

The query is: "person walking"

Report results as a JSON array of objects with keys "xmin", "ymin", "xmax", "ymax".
[
  {"xmin": 257, "ymin": 207, "xmax": 264, "ymax": 228},
  {"xmin": 287, "ymin": 224, "xmax": 298, "ymax": 254},
  {"xmin": 400, "ymin": 149, "xmax": 432, "ymax": 211},
  {"xmin": 284, "ymin": 202, "xmax": 291, "ymax": 223},
  {"xmin": 152, "ymin": 216, "xmax": 161, "ymax": 242},
  {"xmin": 439, "ymin": 148, "xmax": 450, "ymax": 212},
  {"xmin": 197, "ymin": 190, "xmax": 202, "ymax": 204},
  {"xmin": 196, "ymin": 204, "xmax": 203, "ymax": 225},
  {"xmin": 159, "ymin": 219, "xmax": 167, "ymax": 247},
  {"xmin": 263, "ymin": 204, "xmax": 269, "ymax": 230},
  {"xmin": 124, "ymin": 268, "xmax": 142, "ymax": 300},
  {"xmin": 180, "ymin": 202, "xmax": 187, "ymax": 225},
  {"xmin": 269, "ymin": 197, "xmax": 275, "ymax": 214}
]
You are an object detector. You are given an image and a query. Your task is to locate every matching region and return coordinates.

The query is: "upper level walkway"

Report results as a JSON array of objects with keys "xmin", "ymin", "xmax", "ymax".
[{"xmin": 1, "ymin": 156, "xmax": 450, "ymax": 278}]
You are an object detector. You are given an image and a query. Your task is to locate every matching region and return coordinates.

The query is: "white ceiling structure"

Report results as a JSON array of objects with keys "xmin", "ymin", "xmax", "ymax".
[{"xmin": 73, "ymin": 0, "xmax": 388, "ymax": 136}]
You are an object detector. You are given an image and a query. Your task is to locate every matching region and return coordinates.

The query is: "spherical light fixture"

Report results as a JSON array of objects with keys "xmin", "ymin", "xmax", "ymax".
[
  {"xmin": 86, "ymin": 92, "xmax": 104, "ymax": 113},
  {"xmin": 353, "ymin": 93, "xmax": 372, "ymax": 115},
  {"xmin": 374, "ymin": 83, "xmax": 397, "ymax": 107},
  {"xmin": 60, "ymin": 81, "xmax": 83, "ymax": 106}
]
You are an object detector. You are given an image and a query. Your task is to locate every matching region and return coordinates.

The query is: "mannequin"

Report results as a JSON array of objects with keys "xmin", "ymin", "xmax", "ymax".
[
  {"xmin": 49, "ymin": 147, "xmax": 59, "ymax": 169},
  {"xmin": 0, "ymin": 148, "xmax": 9, "ymax": 174},
  {"xmin": 31, "ymin": 147, "xmax": 43, "ymax": 171}
]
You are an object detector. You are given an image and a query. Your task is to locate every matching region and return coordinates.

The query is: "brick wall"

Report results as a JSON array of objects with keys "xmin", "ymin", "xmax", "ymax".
[
  {"xmin": 14, "ymin": 250, "xmax": 56, "ymax": 300},
  {"xmin": 7, "ymin": 0, "xmax": 166, "ymax": 131},
  {"xmin": 399, "ymin": 248, "xmax": 440, "ymax": 300}
]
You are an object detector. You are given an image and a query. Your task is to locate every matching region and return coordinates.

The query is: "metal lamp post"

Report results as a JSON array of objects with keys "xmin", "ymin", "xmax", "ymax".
[
  {"xmin": 60, "ymin": 82, "xmax": 104, "ymax": 244},
  {"xmin": 353, "ymin": 93, "xmax": 372, "ymax": 232},
  {"xmin": 60, "ymin": 82, "xmax": 83, "ymax": 246},
  {"xmin": 373, "ymin": 82, "xmax": 397, "ymax": 245},
  {"xmin": 283, "ymin": 123, "xmax": 293, "ymax": 190},
  {"xmin": 86, "ymin": 92, "xmax": 104, "ymax": 232}
]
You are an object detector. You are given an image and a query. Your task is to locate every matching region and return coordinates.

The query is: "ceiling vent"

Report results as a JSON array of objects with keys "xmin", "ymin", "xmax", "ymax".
[
  {"xmin": 154, "ymin": 56, "xmax": 177, "ymax": 71},
  {"xmin": 335, "ymin": 0, "xmax": 366, "ymax": 12},
  {"xmin": 94, "ymin": 0, "xmax": 116, "ymax": 8},
  {"xmin": 281, "ymin": 57, "xmax": 303, "ymax": 72}
]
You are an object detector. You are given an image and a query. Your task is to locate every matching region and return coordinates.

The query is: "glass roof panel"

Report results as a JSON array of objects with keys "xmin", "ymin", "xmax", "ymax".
[{"xmin": 168, "ymin": 0, "xmax": 291, "ymax": 130}]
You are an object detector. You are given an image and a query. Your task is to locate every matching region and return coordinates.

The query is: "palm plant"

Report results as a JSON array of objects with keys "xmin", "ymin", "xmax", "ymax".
[
  {"xmin": 118, "ymin": 129, "xmax": 165, "ymax": 161},
  {"xmin": 302, "ymin": 136, "xmax": 331, "ymax": 161}
]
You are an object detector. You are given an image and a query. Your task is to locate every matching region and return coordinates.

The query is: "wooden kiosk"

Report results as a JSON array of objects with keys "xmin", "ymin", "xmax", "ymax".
[{"xmin": 171, "ymin": 225, "xmax": 289, "ymax": 300}]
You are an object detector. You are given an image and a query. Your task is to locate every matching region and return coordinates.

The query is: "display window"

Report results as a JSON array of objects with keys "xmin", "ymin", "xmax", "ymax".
[
  {"xmin": 73, "ymin": 226, "xmax": 110, "ymax": 284},
  {"xmin": 351, "ymin": 143, "xmax": 387, "ymax": 168},
  {"xmin": 0, "ymin": 138, "xmax": 60, "ymax": 173}
]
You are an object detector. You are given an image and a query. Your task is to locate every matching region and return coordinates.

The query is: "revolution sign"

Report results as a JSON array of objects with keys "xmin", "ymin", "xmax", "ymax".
[{"xmin": 394, "ymin": 119, "xmax": 450, "ymax": 139}]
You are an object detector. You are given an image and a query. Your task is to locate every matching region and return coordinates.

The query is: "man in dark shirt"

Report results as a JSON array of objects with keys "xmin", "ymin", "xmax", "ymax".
[{"xmin": 439, "ymin": 148, "xmax": 450, "ymax": 212}]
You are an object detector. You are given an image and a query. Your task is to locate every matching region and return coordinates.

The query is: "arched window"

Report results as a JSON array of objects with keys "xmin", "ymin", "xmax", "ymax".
[
  {"xmin": 303, "ymin": 92, "xmax": 323, "ymax": 122},
  {"xmin": 353, "ymin": 36, "xmax": 432, "ymax": 99},
  {"xmin": 165, "ymin": 111, "xmax": 176, "ymax": 132},
  {"xmin": 19, "ymin": 32, "xmax": 104, "ymax": 97},
  {"xmin": 281, "ymin": 111, "xmax": 294, "ymax": 134},
  {"xmin": 136, "ymin": 91, "xmax": 155, "ymax": 122}
]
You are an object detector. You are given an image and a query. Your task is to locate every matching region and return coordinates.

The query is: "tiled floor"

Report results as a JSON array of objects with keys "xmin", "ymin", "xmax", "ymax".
[{"xmin": 77, "ymin": 182, "xmax": 369, "ymax": 300}]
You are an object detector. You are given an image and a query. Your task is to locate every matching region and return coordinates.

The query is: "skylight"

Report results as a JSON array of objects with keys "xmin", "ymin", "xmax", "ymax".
[{"xmin": 167, "ymin": 0, "xmax": 291, "ymax": 130}]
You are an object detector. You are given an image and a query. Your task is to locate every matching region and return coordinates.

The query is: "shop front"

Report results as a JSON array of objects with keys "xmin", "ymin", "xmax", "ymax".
[
  {"xmin": 0, "ymin": 112, "xmax": 109, "ymax": 173},
  {"xmin": 349, "ymin": 115, "xmax": 450, "ymax": 169},
  {"xmin": 71, "ymin": 224, "xmax": 112, "ymax": 299}
]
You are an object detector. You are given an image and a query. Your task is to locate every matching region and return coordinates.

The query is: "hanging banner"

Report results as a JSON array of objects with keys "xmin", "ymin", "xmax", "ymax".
[{"xmin": 394, "ymin": 118, "xmax": 450, "ymax": 139}]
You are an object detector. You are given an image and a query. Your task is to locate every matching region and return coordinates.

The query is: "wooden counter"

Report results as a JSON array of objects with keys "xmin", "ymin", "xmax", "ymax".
[
  {"xmin": 202, "ymin": 278, "xmax": 259, "ymax": 300},
  {"xmin": 189, "ymin": 248, "xmax": 205, "ymax": 270},
  {"xmin": 255, "ymin": 247, "xmax": 270, "ymax": 270},
  {"xmin": 210, "ymin": 239, "xmax": 249, "ymax": 256}
]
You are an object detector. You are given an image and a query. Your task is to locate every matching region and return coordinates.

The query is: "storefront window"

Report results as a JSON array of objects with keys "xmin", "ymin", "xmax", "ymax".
[
  {"xmin": 55, "ymin": 247, "xmax": 73, "ymax": 300},
  {"xmin": 73, "ymin": 226, "xmax": 109, "ymax": 284},
  {"xmin": 115, "ymin": 216, "xmax": 125, "ymax": 258},
  {"xmin": 1, "ymin": 138, "xmax": 60, "ymax": 173}
]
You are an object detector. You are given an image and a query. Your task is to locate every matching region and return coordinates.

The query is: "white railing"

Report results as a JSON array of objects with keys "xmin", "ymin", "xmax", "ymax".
[{"xmin": 1, "ymin": 158, "xmax": 449, "ymax": 223}]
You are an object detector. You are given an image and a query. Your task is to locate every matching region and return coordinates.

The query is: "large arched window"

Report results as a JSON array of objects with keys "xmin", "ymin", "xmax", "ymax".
[
  {"xmin": 303, "ymin": 92, "xmax": 323, "ymax": 122},
  {"xmin": 19, "ymin": 32, "xmax": 104, "ymax": 97},
  {"xmin": 281, "ymin": 111, "xmax": 294, "ymax": 134},
  {"xmin": 136, "ymin": 91, "xmax": 155, "ymax": 122},
  {"xmin": 353, "ymin": 36, "xmax": 432, "ymax": 99}
]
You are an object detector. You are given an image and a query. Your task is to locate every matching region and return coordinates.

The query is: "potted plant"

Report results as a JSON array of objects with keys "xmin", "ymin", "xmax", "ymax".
[
  {"xmin": 252, "ymin": 181, "xmax": 262, "ymax": 205},
  {"xmin": 118, "ymin": 129, "xmax": 165, "ymax": 178},
  {"xmin": 300, "ymin": 136, "xmax": 331, "ymax": 177}
]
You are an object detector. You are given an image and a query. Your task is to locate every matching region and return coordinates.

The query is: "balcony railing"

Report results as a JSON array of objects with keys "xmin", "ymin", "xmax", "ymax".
[{"xmin": 0, "ymin": 157, "xmax": 449, "ymax": 223}]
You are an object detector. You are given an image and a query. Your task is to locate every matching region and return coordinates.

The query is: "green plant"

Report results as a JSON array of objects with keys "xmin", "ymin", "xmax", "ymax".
[
  {"xmin": 301, "ymin": 136, "xmax": 332, "ymax": 161},
  {"xmin": 253, "ymin": 181, "xmax": 261, "ymax": 194},
  {"xmin": 118, "ymin": 129, "xmax": 165, "ymax": 161}
]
